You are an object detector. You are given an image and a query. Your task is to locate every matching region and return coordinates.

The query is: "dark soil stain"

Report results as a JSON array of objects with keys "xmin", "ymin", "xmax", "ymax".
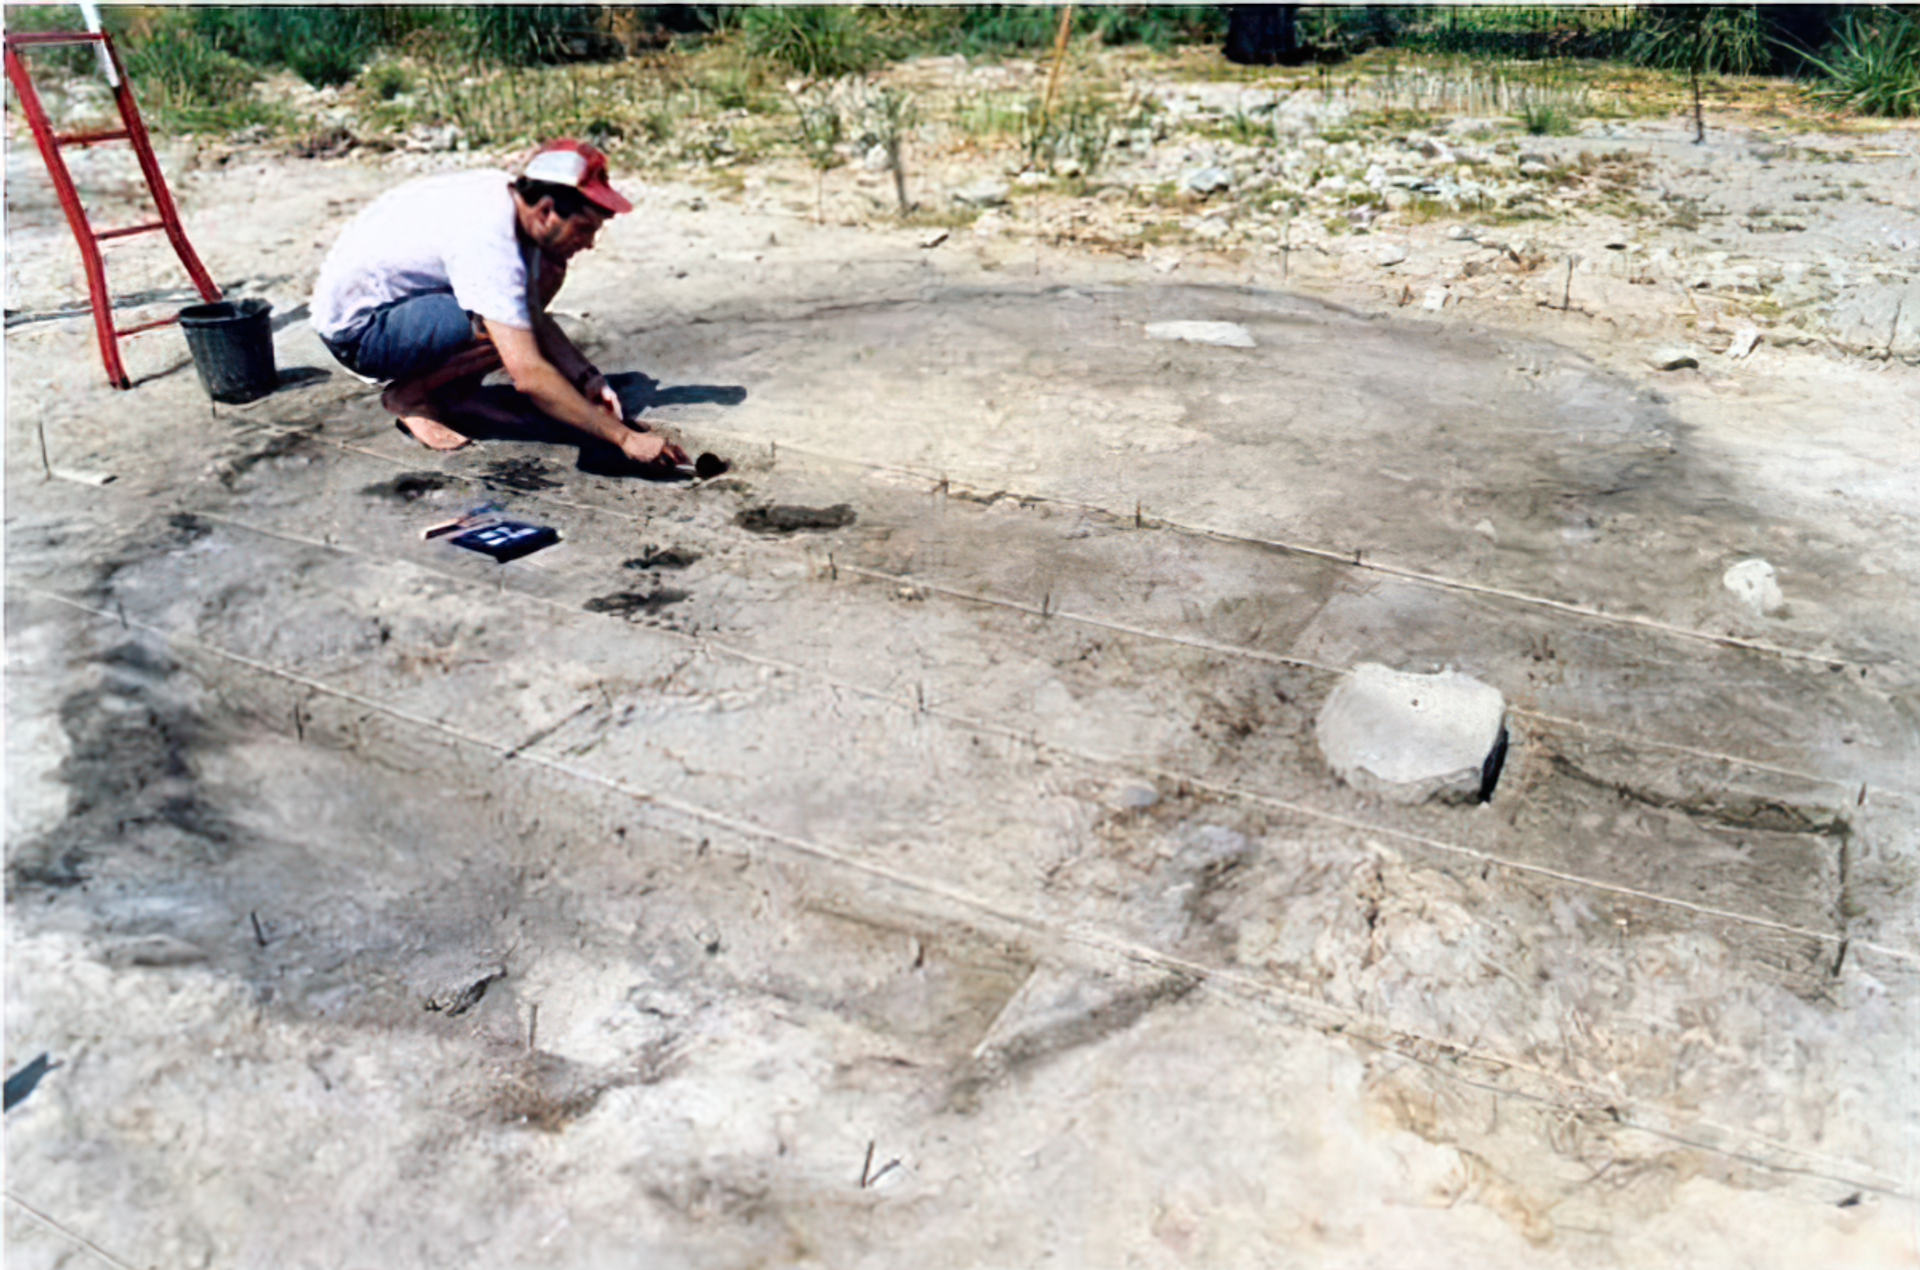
[
  {"xmin": 1178, "ymin": 846, "xmax": 1263, "ymax": 962},
  {"xmin": 361, "ymin": 472, "xmax": 449, "ymax": 501},
  {"xmin": 76, "ymin": 514, "xmax": 215, "ymax": 626},
  {"xmin": 216, "ymin": 429, "xmax": 319, "ymax": 489},
  {"xmin": 585, "ymin": 589, "xmax": 691, "ymax": 619},
  {"xmin": 487, "ymin": 1040, "xmax": 682, "ymax": 1132},
  {"xmin": 11, "ymin": 641, "xmax": 238, "ymax": 892},
  {"xmin": 425, "ymin": 969, "xmax": 505, "ymax": 1017},
  {"xmin": 624, "ymin": 546, "xmax": 700, "ymax": 571},
  {"xmin": 481, "ymin": 457, "xmax": 563, "ymax": 493},
  {"xmin": 737, "ymin": 504, "xmax": 857, "ymax": 535},
  {"xmin": 949, "ymin": 489, "xmax": 1021, "ymax": 507},
  {"xmin": 166, "ymin": 512, "xmax": 213, "ymax": 542},
  {"xmin": 8, "ymin": 836, "xmax": 87, "ymax": 891}
]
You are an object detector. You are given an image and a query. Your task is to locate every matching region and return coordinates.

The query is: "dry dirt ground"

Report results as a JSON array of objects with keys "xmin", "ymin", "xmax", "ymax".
[{"xmin": 6, "ymin": 54, "xmax": 1920, "ymax": 1270}]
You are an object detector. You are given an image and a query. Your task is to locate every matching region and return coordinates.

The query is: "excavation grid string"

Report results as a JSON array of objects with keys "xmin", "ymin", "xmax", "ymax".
[
  {"xmin": 758, "ymin": 436, "xmax": 1884, "ymax": 672},
  {"xmin": 25, "ymin": 585, "xmax": 1914, "ymax": 1202},
  {"xmin": 830, "ymin": 560, "xmax": 1886, "ymax": 798},
  {"xmin": 4, "ymin": 1192, "xmax": 143, "ymax": 1270}
]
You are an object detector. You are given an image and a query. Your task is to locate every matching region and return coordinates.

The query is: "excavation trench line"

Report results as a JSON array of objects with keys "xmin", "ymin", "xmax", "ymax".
[
  {"xmin": 23, "ymin": 585, "xmax": 1915, "ymax": 1204},
  {"xmin": 4, "ymin": 1192, "xmax": 143, "ymax": 1270},
  {"xmin": 1341, "ymin": 1037, "xmax": 1915, "ymax": 1203},
  {"xmin": 284, "ymin": 422, "xmax": 1908, "ymax": 802},
  {"xmin": 156, "ymin": 512, "xmax": 1920, "ymax": 962}
]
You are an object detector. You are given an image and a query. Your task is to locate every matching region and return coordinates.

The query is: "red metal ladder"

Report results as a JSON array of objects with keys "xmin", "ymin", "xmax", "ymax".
[{"xmin": 5, "ymin": 26, "xmax": 222, "ymax": 388}]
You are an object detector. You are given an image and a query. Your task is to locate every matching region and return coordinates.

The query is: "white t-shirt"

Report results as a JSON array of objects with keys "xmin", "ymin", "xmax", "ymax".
[{"xmin": 311, "ymin": 169, "xmax": 536, "ymax": 342}]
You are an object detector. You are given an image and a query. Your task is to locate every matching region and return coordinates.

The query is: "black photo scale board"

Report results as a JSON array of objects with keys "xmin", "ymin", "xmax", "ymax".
[{"xmin": 448, "ymin": 520, "xmax": 560, "ymax": 562}]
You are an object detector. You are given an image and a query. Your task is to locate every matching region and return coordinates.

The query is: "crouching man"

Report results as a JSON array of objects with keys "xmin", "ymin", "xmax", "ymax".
[{"xmin": 311, "ymin": 138, "xmax": 687, "ymax": 468}]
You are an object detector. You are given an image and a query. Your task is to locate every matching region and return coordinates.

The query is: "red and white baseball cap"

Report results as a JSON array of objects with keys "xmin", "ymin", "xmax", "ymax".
[{"xmin": 524, "ymin": 139, "xmax": 632, "ymax": 215}]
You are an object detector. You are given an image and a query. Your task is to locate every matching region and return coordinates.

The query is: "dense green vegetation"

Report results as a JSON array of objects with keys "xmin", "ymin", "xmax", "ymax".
[
  {"xmin": 4, "ymin": 4, "xmax": 1916, "ymax": 137},
  {"xmin": 1806, "ymin": 6, "xmax": 1920, "ymax": 117}
]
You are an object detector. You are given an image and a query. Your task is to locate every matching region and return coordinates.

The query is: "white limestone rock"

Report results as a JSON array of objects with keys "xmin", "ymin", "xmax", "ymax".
[
  {"xmin": 954, "ymin": 179, "xmax": 1010, "ymax": 207},
  {"xmin": 1723, "ymin": 558, "xmax": 1785, "ymax": 615},
  {"xmin": 1183, "ymin": 165, "xmax": 1232, "ymax": 195},
  {"xmin": 1145, "ymin": 320, "xmax": 1255, "ymax": 348}
]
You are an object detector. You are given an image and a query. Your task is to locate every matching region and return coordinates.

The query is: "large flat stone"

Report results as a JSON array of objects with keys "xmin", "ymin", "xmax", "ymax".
[{"xmin": 1315, "ymin": 663, "xmax": 1507, "ymax": 804}]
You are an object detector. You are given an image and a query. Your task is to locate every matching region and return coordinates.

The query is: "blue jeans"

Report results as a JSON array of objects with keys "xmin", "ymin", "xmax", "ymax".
[{"xmin": 323, "ymin": 293, "xmax": 478, "ymax": 383}]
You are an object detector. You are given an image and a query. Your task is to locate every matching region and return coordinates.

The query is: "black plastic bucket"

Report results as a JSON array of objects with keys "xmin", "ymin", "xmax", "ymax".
[{"xmin": 178, "ymin": 298, "xmax": 277, "ymax": 404}]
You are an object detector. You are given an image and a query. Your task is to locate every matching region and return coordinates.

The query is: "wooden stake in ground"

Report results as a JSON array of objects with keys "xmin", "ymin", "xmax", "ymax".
[
  {"xmin": 1691, "ymin": 61, "xmax": 1705, "ymax": 145},
  {"xmin": 869, "ymin": 88, "xmax": 916, "ymax": 215},
  {"xmin": 889, "ymin": 134, "xmax": 909, "ymax": 215},
  {"xmin": 1041, "ymin": 5, "xmax": 1075, "ymax": 126}
]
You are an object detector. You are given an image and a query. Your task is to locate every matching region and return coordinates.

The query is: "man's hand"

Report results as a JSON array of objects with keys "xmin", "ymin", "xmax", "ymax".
[
  {"xmin": 578, "ymin": 366, "xmax": 690, "ymax": 468},
  {"xmin": 581, "ymin": 371, "xmax": 624, "ymax": 421},
  {"xmin": 486, "ymin": 322, "xmax": 689, "ymax": 468},
  {"xmin": 619, "ymin": 430, "xmax": 690, "ymax": 467}
]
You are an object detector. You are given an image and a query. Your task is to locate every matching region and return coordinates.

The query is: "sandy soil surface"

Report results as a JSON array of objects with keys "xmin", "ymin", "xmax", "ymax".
[{"xmin": 6, "ymin": 52, "xmax": 1919, "ymax": 1269}]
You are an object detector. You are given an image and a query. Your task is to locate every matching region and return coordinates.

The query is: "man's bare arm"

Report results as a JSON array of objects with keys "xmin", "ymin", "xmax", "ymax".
[
  {"xmin": 533, "ymin": 311, "xmax": 624, "ymax": 419},
  {"xmin": 532, "ymin": 310, "xmax": 595, "ymax": 390},
  {"xmin": 487, "ymin": 320, "xmax": 684, "ymax": 464}
]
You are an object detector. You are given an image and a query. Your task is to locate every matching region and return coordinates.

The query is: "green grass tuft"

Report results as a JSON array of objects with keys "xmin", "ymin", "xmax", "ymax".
[
  {"xmin": 1519, "ymin": 100, "xmax": 1578, "ymax": 136},
  {"xmin": 1806, "ymin": 8, "xmax": 1920, "ymax": 119},
  {"xmin": 1626, "ymin": 6, "xmax": 1768, "ymax": 77},
  {"xmin": 360, "ymin": 61, "xmax": 411, "ymax": 103},
  {"xmin": 738, "ymin": 7, "xmax": 883, "ymax": 79},
  {"xmin": 121, "ymin": 18, "xmax": 266, "ymax": 128}
]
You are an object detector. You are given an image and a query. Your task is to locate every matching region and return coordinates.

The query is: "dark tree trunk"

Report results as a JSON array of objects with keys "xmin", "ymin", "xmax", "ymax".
[
  {"xmin": 1760, "ymin": 4, "xmax": 1841, "ymax": 75},
  {"xmin": 1692, "ymin": 63, "xmax": 1705, "ymax": 144},
  {"xmin": 1225, "ymin": 5, "xmax": 1305, "ymax": 66}
]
